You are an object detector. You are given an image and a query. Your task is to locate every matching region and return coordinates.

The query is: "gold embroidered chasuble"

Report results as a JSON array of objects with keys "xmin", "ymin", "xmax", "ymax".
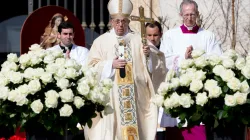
[{"xmin": 85, "ymin": 30, "xmax": 167, "ymax": 140}]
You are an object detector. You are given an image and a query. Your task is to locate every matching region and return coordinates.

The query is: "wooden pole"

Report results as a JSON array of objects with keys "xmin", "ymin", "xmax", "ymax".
[{"xmin": 231, "ymin": 0, "xmax": 236, "ymax": 50}]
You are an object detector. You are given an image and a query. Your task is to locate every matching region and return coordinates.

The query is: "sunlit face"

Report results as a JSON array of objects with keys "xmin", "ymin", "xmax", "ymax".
[
  {"xmin": 55, "ymin": 17, "xmax": 63, "ymax": 27},
  {"xmin": 180, "ymin": 3, "xmax": 198, "ymax": 27},
  {"xmin": 146, "ymin": 26, "xmax": 162, "ymax": 47},
  {"xmin": 111, "ymin": 18, "xmax": 130, "ymax": 36},
  {"xmin": 58, "ymin": 28, "xmax": 74, "ymax": 47}
]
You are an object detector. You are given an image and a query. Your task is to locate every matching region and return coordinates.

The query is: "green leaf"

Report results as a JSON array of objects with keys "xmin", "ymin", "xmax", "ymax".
[
  {"xmin": 214, "ymin": 119, "xmax": 219, "ymax": 128},
  {"xmin": 222, "ymin": 85, "xmax": 229, "ymax": 93},
  {"xmin": 179, "ymin": 113, "xmax": 186, "ymax": 120},
  {"xmin": 191, "ymin": 113, "xmax": 201, "ymax": 121},
  {"xmin": 246, "ymin": 99, "xmax": 250, "ymax": 104},
  {"xmin": 87, "ymin": 120, "xmax": 93, "ymax": 128}
]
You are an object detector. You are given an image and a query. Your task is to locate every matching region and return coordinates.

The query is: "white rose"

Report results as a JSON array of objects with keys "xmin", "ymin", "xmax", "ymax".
[
  {"xmin": 169, "ymin": 92, "xmax": 180, "ymax": 108},
  {"xmin": 102, "ymin": 87, "xmax": 111, "ymax": 95},
  {"xmin": 191, "ymin": 49, "xmax": 205, "ymax": 58},
  {"xmin": 8, "ymin": 72, "xmax": 23, "ymax": 84},
  {"xmin": 56, "ymin": 67, "xmax": 66, "ymax": 78},
  {"xmin": 0, "ymin": 86, "xmax": 9, "ymax": 100},
  {"xmin": 59, "ymin": 89, "xmax": 74, "ymax": 103},
  {"xmin": 170, "ymin": 78, "xmax": 180, "ymax": 89},
  {"xmin": 196, "ymin": 92, "xmax": 208, "ymax": 106},
  {"xmin": 180, "ymin": 59, "xmax": 194, "ymax": 70},
  {"xmin": 44, "ymin": 54, "xmax": 55, "ymax": 64},
  {"xmin": 45, "ymin": 97, "xmax": 59, "ymax": 108},
  {"xmin": 163, "ymin": 98, "xmax": 172, "ymax": 109},
  {"xmin": 89, "ymin": 87, "xmax": 102, "ymax": 103},
  {"xmin": 104, "ymin": 104, "xmax": 114, "ymax": 115},
  {"xmin": 55, "ymin": 58, "xmax": 66, "ymax": 66},
  {"xmin": 30, "ymin": 56, "xmax": 42, "ymax": 66},
  {"xmin": 1, "ymin": 61, "xmax": 18, "ymax": 72},
  {"xmin": 194, "ymin": 56, "xmax": 207, "ymax": 68},
  {"xmin": 65, "ymin": 68, "xmax": 78, "ymax": 79},
  {"xmin": 77, "ymin": 82, "xmax": 90, "ymax": 96},
  {"xmin": 166, "ymin": 69, "xmax": 175, "ymax": 81},
  {"xmin": 29, "ymin": 44, "xmax": 42, "ymax": 51},
  {"xmin": 213, "ymin": 65, "xmax": 225, "ymax": 76},
  {"xmin": 223, "ymin": 49, "xmax": 238, "ymax": 60},
  {"xmin": 15, "ymin": 93, "xmax": 28, "ymax": 106},
  {"xmin": 225, "ymin": 94, "xmax": 236, "ymax": 106},
  {"xmin": 40, "ymin": 72, "xmax": 53, "ymax": 84},
  {"xmin": 204, "ymin": 79, "xmax": 218, "ymax": 91},
  {"xmin": 74, "ymin": 96, "xmax": 85, "ymax": 109},
  {"xmin": 190, "ymin": 80, "xmax": 203, "ymax": 93},
  {"xmin": 56, "ymin": 78, "xmax": 69, "ymax": 89},
  {"xmin": 8, "ymin": 90, "xmax": 18, "ymax": 102},
  {"xmin": 51, "ymin": 49, "xmax": 64, "ymax": 58},
  {"xmin": 45, "ymin": 90, "xmax": 59, "ymax": 98},
  {"xmin": 241, "ymin": 66, "xmax": 250, "ymax": 79},
  {"xmin": 31, "ymin": 99, "xmax": 44, "ymax": 114},
  {"xmin": 179, "ymin": 93, "xmax": 194, "ymax": 108},
  {"xmin": 227, "ymin": 77, "xmax": 241, "ymax": 91},
  {"xmin": 220, "ymin": 69, "xmax": 235, "ymax": 82},
  {"xmin": 0, "ymin": 76, "xmax": 9, "ymax": 86},
  {"xmin": 222, "ymin": 58, "xmax": 235, "ymax": 69},
  {"xmin": 151, "ymin": 94, "xmax": 164, "ymax": 107},
  {"xmin": 194, "ymin": 70, "xmax": 206, "ymax": 81},
  {"xmin": 59, "ymin": 104, "xmax": 73, "ymax": 117},
  {"xmin": 157, "ymin": 82, "xmax": 170, "ymax": 95},
  {"xmin": 208, "ymin": 86, "xmax": 222, "ymax": 98},
  {"xmin": 234, "ymin": 92, "xmax": 247, "ymax": 105},
  {"xmin": 32, "ymin": 68, "xmax": 44, "ymax": 79},
  {"xmin": 17, "ymin": 84, "xmax": 30, "ymax": 95},
  {"xmin": 179, "ymin": 74, "xmax": 192, "ymax": 87},
  {"xmin": 240, "ymin": 80, "xmax": 250, "ymax": 93},
  {"xmin": 7, "ymin": 53, "xmax": 18, "ymax": 62},
  {"xmin": 46, "ymin": 63, "xmax": 59, "ymax": 74},
  {"xmin": 28, "ymin": 79, "xmax": 41, "ymax": 94},
  {"xmin": 101, "ymin": 78, "xmax": 113, "ymax": 89},
  {"xmin": 64, "ymin": 59, "xmax": 77, "ymax": 68},
  {"xmin": 235, "ymin": 57, "xmax": 246, "ymax": 70},
  {"xmin": 19, "ymin": 54, "xmax": 31, "ymax": 67},
  {"xmin": 23, "ymin": 68, "xmax": 35, "ymax": 80},
  {"xmin": 207, "ymin": 55, "xmax": 222, "ymax": 66}
]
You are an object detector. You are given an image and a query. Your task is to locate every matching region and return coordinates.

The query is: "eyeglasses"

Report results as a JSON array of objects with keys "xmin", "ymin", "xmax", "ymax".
[
  {"xmin": 183, "ymin": 14, "xmax": 196, "ymax": 18},
  {"xmin": 112, "ymin": 19, "xmax": 129, "ymax": 25}
]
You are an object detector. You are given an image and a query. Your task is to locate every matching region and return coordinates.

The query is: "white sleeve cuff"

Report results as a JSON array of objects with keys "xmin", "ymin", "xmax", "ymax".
[{"xmin": 101, "ymin": 60, "xmax": 115, "ymax": 80}]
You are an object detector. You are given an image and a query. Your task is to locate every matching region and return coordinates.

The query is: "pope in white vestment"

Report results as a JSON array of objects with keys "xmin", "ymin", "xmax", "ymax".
[{"xmin": 84, "ymin": 0, "xmax": 167, "ymax": 140}]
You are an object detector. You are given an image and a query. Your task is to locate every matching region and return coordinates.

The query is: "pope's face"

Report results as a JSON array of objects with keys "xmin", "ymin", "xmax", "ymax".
[
  {"xmin": 180, "ymin": 3, "xmax": 198, "ymax": 27},
  {"xmin": 111, "ymin": 18, "xmax": 130, "ymax": 36}
]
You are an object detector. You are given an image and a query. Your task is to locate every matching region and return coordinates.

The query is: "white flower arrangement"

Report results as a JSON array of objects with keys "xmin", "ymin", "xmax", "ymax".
[
  {"xmin": 0, "ymin": 44, "xmax": 113, "ymax": 135},
  {"xmin": 152, "ymin": 49, "xmax": 250, "ymax": 128}
]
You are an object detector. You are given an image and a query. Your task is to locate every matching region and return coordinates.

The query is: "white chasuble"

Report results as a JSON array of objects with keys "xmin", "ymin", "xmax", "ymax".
[{"xmin": 85, "ymin": 29, "xmax": 167, "ymax": 140}]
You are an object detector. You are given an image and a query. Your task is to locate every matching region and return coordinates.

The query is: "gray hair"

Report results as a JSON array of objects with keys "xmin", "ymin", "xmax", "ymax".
[{"xmin": 179, "ymin": 0, "xmax": 198, "ymax": 13}]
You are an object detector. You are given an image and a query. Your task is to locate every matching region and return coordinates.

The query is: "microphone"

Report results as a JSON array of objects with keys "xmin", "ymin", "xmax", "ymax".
[{"xmin": 118, "ymin": 41, "xmax": 126, "ymax": 78}]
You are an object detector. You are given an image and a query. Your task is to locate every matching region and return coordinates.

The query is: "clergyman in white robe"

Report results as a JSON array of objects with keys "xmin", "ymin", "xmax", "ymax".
[
  {"xmin": 84, "ymin": 28, "xmax": 167, "ymax": 140},
  {"xmin": 47, "ymin": 44, "xmax": 89, "ymax": 66}
]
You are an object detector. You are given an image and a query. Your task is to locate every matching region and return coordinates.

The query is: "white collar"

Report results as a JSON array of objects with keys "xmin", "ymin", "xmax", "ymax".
[
  {"xmin": 184, "ymin": 24, "xmax": 196, "ymax": 31},
  {"xmin": 110, "ymin": 28, "xmax": 129, "ymax": 39}
]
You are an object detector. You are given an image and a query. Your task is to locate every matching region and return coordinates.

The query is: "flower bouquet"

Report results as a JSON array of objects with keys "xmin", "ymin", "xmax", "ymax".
[
  {"xmin": 0, "ymin": 44, "xmax": 113, "ymax": 137},
  {"xmin": 152, "ymin": 49, "xmax": 250, "ymax": 131}
]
